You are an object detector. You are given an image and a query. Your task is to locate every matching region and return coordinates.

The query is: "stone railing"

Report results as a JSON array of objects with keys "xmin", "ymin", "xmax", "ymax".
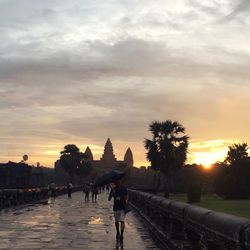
[
  {"xmin": 0, "ymin": 186, "xmax": 82, "ymax": 210},
  {"xmin": 128, "ymin": 190, "xmax": 250, "ymax": 250}
]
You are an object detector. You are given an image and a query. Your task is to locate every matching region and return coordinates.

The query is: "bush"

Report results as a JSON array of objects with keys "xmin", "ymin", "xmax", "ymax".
[
  {"xmin": 187, "ymin": 182, "xmax": 202, "ymax": 203},
  {"xmin": 214, "ymin": 160, "xmax": 250, "ymax": 199},
  {"xmin": 186, "ymin": 165, "xmax": 203, "ymax": 203}
]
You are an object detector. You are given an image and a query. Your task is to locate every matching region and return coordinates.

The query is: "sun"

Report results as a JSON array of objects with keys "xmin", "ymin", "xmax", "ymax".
[
  {"xmin": 189, "ymin": 139, "xmax": 232, "ymax": 169},
  {"xmin": 193, "ymin": 151, "xmax": 226, "ymax": 169}
]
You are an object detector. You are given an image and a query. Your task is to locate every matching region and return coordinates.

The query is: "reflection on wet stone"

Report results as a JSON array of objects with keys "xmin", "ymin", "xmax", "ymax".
[{"xmin": 0, "ymin": 192, "xmax": 159, "ymax": 249}]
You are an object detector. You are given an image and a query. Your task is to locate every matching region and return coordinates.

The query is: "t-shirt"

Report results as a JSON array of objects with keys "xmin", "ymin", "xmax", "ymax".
[{"xmin": 111, "ymin": 186, "xmax": 128, "ymax": 211}]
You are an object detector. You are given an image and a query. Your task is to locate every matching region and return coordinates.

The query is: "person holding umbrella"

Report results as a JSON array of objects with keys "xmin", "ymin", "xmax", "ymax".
[
  {"xmin": 93, "ymin": 170, "xmax": 128, "ymax": 240},
  {"xmin": 108, "ymin": 179, "xmax": 128, "ymax": 241}
]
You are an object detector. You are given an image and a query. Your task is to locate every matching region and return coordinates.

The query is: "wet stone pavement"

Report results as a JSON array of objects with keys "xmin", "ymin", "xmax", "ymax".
[{"xmin": 0, "ymin": 191, "xmax": 159, "ymax": 250}]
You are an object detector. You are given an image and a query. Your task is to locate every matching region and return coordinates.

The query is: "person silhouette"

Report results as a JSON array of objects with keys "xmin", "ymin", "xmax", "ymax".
[
  {"xmin": 108, "ymin": 179, "xmax": 128, "ymax": 241},
  {"xmin": 91, "ymin": 187, "xmax": 98, "ymax": 202},
  {"xmin": 115, "ymin": 238, "xmax": 124, "ymax": 249},
  {"xmin": 67, "ymin": 182, "xmax": 73, "ymax": 198},
  {"xmin": 83, "ymin": 184, "xmax": 90, "ymax": 202}
]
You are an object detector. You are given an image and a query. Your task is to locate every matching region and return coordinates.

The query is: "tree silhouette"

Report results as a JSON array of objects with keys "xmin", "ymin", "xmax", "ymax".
[
  {"xmin": 145, "ymin": 120, "xmax": 189, "ymax": 198},
  {"xmin": 144, "ymin": 138, "xmax": 162, "ymax": 193},
  {"xmin": 225, "ymin": 143, "xmax": 249, "ymax": 165},
  {"xmin": 61, "ymin": 144, "xmax": 80, "ymax": 155},
  {"xmin": 213, "ymin": 144, "xmax": 250, "ymax": 199},
  {"xmin": 60, "ymin": 144, "xmax": 92, "ymax": 182}
]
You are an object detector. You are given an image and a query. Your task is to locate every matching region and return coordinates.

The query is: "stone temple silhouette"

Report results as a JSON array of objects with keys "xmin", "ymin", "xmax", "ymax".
[{"xmin": 85, "ymin": 138, "xmax": 134, "ymax": 169}]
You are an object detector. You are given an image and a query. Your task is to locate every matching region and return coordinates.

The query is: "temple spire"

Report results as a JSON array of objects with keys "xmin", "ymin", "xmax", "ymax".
[
  {"xmin": 124, "ymin": 147, "xmax": 134, "ymax": 167},
  {"xmin": 85, "ymin": 146, "xmax": 93, "ymax": 161},
  {"xmin": 100, "ymin": 138, "xmax": 117, "ymax": 167},
  {"xmin": 83, "ymin": 139, "xmax": 134, "ymax": 169}
]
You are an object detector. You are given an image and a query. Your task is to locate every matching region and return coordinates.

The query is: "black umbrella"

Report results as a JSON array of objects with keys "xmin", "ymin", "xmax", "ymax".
[{"xmin": 94, "ymin": 170, "xmax": 125, "ymax": 188}]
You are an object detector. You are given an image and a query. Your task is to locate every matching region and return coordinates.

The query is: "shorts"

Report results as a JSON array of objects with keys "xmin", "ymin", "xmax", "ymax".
[{"xmin": 114, "ymin": 210, "xmax": 126, "ymax": 222}]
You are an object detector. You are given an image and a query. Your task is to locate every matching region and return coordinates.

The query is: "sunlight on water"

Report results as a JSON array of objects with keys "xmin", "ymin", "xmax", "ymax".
[{"xmin": 88, "ymin": 216, "xmax": 103, "ymax": 225}]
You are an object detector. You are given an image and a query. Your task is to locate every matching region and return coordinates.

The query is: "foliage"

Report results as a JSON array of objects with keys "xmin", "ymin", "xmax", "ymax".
[
  {"xmin": 144, "ymin": 120, "xmax": 189, "ymax": 197},
  {"xmin": 187, "ymin": 185, "xmax": 202, "ymax": 203},
  {"xmin": 186, "ymin": 165, "xmax": 203, "ymax": 203},
  {"xmin": 213, "ymin": 162, "xmax": 228, "ymax": 198},
  {"xmin": 214, "ymin": 160, "xmax": 250, "ymax": 199},
  {"xmin": 224, "ymin": 143, "xmax": 249, "ymax": 165},
  {"xmin": 129, "ymin": 167, "xmax": 155, "ymax": 191},
  {"xmin": 213, "ymin": 144, "xmax": 250, "ymax": 199},
  {"xmin": 144, "ymin": 138, "xmax": 162, "ymax": 172},
  {"xmin": 59, "ymin": 144, "xmax": 92, "ymax": 181},
  {"xmin": 144, "ymin": 139, "xmax": 162, "ymax": 193}
]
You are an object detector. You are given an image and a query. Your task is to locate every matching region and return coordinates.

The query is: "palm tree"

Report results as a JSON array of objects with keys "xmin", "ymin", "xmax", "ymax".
[
  {"xmin": 145, "ymin": 120, "xmax": 189, "ymax": 198},
  {"xmin": 225, "ymin": 143, "xmax": 249, "ymax": 165},
  {"xmin": 144, "ymin": 139, "xmax": 163, "ymax": 193}
]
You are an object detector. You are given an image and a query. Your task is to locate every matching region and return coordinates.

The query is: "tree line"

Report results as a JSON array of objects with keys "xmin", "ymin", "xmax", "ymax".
[
  {"xmin": 213, "ymin": 143, "xmax": 250, "ymax": 199},
  {"xmin": 58, "ymin": 120, "xmax": 250, "ymax": 201},
  {"xmin": 144, "ymin": 120, "xmax": 250, "ymax": 201}
]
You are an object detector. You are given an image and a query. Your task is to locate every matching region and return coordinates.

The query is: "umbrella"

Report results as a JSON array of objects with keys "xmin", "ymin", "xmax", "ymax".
[{"xmin": 94, "ymin": 170, "xmax": 125, "ymax": 188}]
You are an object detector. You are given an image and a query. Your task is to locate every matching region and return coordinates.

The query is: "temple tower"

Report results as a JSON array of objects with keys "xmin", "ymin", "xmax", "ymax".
[
  {"xmin": 85, "ymin": 146, "xmax": 94, "ymax": 161},
  {"xmin": 100, "ymin": 138, "xmax": 117, "ymax": 168},
  {"xmin": 124, "ymin": 147, "xmax": 134, "ymax": 167}
]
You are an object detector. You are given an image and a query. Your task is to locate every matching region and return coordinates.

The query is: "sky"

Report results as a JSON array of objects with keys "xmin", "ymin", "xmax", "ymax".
[{"xmin": 0, "ymin": 0, "xmax": 250, "ymax": 167}]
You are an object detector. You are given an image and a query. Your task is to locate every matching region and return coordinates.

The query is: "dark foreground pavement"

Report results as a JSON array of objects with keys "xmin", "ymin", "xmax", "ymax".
[{"xmin": 0, "ymin": 191, "xmax": 159, "ymax": 250}]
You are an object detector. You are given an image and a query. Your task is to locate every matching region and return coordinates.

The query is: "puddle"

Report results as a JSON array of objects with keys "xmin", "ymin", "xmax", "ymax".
[{"xmin": 88, "ymin": 216, "xmax": 104, "ymax": 225}]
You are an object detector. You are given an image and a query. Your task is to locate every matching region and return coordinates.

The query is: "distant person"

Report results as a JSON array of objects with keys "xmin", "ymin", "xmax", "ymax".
[
  {"xmin": 91, "ymin": 187, "xmax": 98, "ymax": 202},
  {"xmin": 108, "ymin": 180, "xmax": 128, "ymax": 241},
  {"xmin": 83, "ymin": 184, "xmax": 90, "ymax": 202},
  {"xmin": 49, "ymin": 183, "xmax": 56, "ymax": 197},
  {"xmin": 67, "ymin": 182, "xmax": 73, "ymax": 198}
]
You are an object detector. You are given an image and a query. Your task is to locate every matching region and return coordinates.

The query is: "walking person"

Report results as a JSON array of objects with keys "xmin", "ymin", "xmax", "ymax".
[
  {"xmin": 91, "ymin": 187, "xmax": 98, "ymax": 202},
  {"xmin": 83, "ymin": 184, "xmax": 90, "ymax": 202},
  {"xmin": 67, "ymin": 182, "xmax": 73, "ymax": 198},
  {"xmin": 49, "ymin": 183, "xmax": 56, "ymax": 197},
  {"xmin": 108, "ymin": 180, "xmax": 128, "ymax": 241}
]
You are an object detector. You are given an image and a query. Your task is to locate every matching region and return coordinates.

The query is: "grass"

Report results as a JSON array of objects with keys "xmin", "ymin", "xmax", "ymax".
[{"xmin": 167, "ymin": 193, "xmax": 250, "ymax": 219}]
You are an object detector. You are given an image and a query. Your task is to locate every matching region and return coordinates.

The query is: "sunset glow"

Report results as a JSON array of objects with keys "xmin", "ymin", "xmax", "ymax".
[
  {"xmin": 0, "ymin": 1, "xmax": 249, "ymax": 167},
  {"xmin": 0, "ymin": 139, "xmax": 248, "ymax": 168},
  {"xmin": 189, "ymin": 139, "xmax": 238, "ymax": 169},
  {"xmin": 192, "ymin": 152, "xmax": 226, "ymax": 168}
]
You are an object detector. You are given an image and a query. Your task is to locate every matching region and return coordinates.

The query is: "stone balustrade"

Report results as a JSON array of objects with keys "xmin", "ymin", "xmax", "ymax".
[
  {"xmin": 128, "ymin": 189, "xmax": 250, "ymax": 250},
  {"xmin": 0, "ymin": 186, "xmax": 82, "ymax": 210}
]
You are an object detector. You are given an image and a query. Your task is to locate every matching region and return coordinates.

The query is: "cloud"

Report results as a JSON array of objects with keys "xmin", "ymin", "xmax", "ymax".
[
  {"xmin": 0, "ymin": 0, "xmax": 250, "ymax": 166},
  {"xmin": 225, "ymin": 0, "xmax": 250, "ymax": 20}
]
